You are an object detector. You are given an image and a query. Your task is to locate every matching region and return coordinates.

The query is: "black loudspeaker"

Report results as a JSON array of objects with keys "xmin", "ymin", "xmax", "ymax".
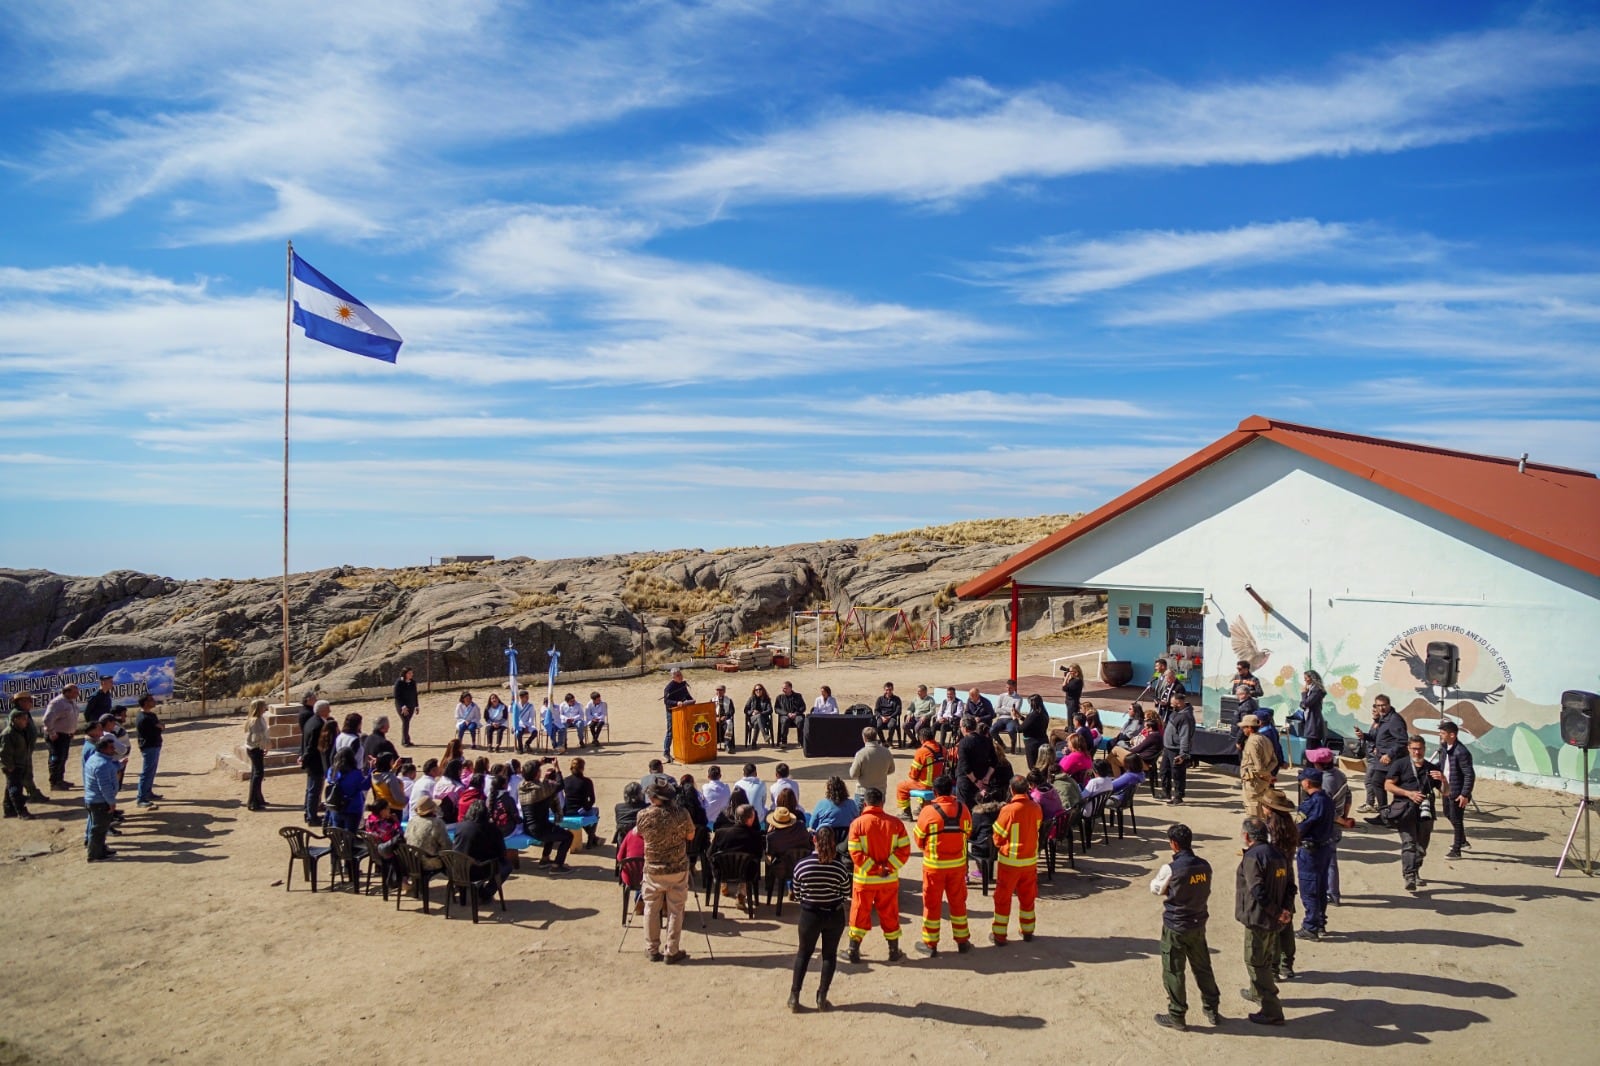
[
  {"xmin": 1561, "ymin": 690, "xmax": 1599, "ymax": 749},
  {"xmin": 1425, "ymin": 641, "xmax": 1460, "ymax": 687}
]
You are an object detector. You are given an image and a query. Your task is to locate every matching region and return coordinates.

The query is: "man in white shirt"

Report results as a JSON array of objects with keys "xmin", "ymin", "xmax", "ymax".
[
  {"xmin": 936, "ymin": 687, "xmax": 964, "ymax": 746},
  {"xmin": 992, "ymin": 679, "xmax": 1024, "ymax": 754},
  {"xmin": 769, "ymin": 762, "xmax": 803, "ymax": 815},
  {"xmin": 559, "ymin": 693, "xmax": 585, "ymax": 745},
  {"xmin": 409, "ymin": 759, "xmax": 438, "ymax": 818},
  {"xmin": 738, "ymin": 763, "xmax": 771, "ymax": 823},
  {"xmin": 582, "ymin": 691, "xmax": 608, "ymax": 747},
  {"xmin": 701, "ymin": 764, "xmax": 732, "ymax": 825},
  {"xmin": 43, "ymin": 684, "xmax": 82, "ymax": 790},
  {"xmin": 512, "ymin": 690, "xmax": 538, "ymax": 754}
]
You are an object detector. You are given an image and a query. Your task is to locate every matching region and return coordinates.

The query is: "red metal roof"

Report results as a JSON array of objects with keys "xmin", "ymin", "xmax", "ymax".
[{"xmin": 957, "ymin": 415, "xmax": 1600, "ymax": 598}]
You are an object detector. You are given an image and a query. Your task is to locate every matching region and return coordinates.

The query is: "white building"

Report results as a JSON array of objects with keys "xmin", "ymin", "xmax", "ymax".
[{"xmin": 958, "ymin": 416, "xmax": 1600, "ymax": 793}]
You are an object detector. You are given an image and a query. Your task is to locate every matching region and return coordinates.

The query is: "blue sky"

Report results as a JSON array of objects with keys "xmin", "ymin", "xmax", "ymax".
[{"xmin": 1, "ymin": 1, "xmax": 1597, "ymax": 579}]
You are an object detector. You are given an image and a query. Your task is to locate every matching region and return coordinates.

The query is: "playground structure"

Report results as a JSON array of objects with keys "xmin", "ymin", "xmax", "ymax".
[{"xmin": 789, "ymin": 605, "xmax": 951, "ymax": 666}]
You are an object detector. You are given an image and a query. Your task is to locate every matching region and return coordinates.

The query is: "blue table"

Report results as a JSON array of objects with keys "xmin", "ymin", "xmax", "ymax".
[{"xmin": 559, "ymin": 811, "xmax": 599, "ymax": 851}]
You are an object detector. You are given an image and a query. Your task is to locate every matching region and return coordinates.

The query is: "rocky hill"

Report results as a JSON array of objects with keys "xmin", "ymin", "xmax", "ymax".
[{"xmin": 0, "ymin": 517, "xmax": 1100, "ymax": 699}]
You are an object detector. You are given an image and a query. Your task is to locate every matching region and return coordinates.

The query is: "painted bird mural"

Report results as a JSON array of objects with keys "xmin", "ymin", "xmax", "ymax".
[
  {"xmin": 1229, "ymin": 615, "xmax": 1273, "ymax": 673},
  {"xmin": 1389, "ymin": 638, "xmax": 1507, "ymax": 705}
]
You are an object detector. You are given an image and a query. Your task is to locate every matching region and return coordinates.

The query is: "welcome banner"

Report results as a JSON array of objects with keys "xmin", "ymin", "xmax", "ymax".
[{"xmin": 0, "ymin": 657, "xmax": 176, "ymax": 709}]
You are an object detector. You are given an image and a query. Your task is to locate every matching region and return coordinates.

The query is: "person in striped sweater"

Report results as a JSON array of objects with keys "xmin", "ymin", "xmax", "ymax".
[{"xmin": 788, "ymin": 827, "xmax": 853, "ymax": 1013}]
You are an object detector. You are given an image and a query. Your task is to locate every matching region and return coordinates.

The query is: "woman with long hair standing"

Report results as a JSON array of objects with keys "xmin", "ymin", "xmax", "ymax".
[
  {"xmin": 1061, "ymin": 663, "xmax": 1085, "ymax": 718},
  {"xmin": 243, "ymin": 698, "xmax": 269, "ymax": 811},
  {"xmin": 789, "ymin": 825, "xmax": 852, "ymax": 1013}
]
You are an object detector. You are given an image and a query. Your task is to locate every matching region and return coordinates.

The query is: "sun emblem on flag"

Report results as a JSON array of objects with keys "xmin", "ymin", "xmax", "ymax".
[{"xmin": 335, "ymin": 303, "xmax": 355, "ymax": 321}]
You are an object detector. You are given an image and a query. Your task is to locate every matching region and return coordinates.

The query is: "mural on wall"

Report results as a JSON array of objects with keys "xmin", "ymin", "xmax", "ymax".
[{"xmin": 1206, "ymin": 617, "xmax": 1597, "ymax": 786}]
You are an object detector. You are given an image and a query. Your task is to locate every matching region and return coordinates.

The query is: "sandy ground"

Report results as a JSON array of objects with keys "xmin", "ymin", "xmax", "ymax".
[{"xmin": 1, "ymin": 640, "xmax": 1595, "ymax": 1066}]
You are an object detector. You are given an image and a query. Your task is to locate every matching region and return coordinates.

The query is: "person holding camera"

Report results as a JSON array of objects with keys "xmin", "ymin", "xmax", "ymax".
[{"xmin": 1377, "ymin": 733, "xmax": 1441, "ymax": 893}]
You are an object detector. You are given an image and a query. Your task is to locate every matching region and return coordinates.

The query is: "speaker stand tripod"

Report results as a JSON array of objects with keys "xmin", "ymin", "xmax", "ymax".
[{"xmin": 1556, "ymin": 748, "xmax": 1594, "ymax": 877}]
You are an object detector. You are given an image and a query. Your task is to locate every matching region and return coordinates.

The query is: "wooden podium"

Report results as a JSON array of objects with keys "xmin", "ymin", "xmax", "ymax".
[{"xmin": 670, "ymin": 702, "xmax": 719, "ymax": 764}]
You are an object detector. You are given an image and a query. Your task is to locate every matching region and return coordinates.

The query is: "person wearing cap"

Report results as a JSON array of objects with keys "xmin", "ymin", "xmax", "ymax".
[
  {"xmin": 1237, "ymin": 715, "xmax": 1277, "ymax": 814},
  {"xmin": 1235, "ymin": 815, "xmax": 1293, "ymax": 1026},
  {"xmin": 636, "ymin": 781, "xmax": 696, "ymax": 963},
  {"xmin": 404, "ymin": 795, "xmax": 450, "ymax": 871},
  {"xmin": 2, "ymin": 702, "xmax": 38, "ymax": 819},
  {"xmin": 1151, "ymin": 823, "xmax": 1222, "ymax": 1032},
  {"xmin": 84, "ymin": 735, "xmax": 122, "ymax": 861},
  {"xmin": 43, "ymin": 683, "xmax": 82, "ymax": 790},
  {"xmin": 84, "ymin": 676, "xmax": 115, "ymax": 728},
  {"xmin": 1306, "ymin": 748, "xmax": 1351, "ymax": 905},
  {"xmin": 133, "ymin": 693, "xmax": 165, "ymax": 806},
  {"xmin": 1294, "ymin": 769, "xmax": 1334, "ymax": 940},
  {"xmin": 1434, "ymin": 720, "xmax": 1475, "ymax": 859}
]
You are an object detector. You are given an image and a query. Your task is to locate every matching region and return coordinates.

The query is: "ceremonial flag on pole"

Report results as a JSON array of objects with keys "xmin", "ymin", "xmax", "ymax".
[{"xmin": 290, "ymin": 252, "xmax": 403, "ymax": 362}]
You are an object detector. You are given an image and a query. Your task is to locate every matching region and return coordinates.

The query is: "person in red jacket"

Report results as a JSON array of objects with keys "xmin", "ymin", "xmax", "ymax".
[
  {"xmin": 912, "ymin": 774, "xmax": 972, "ymax": 956},
  {"xmin": 846, "ymin": 787, "xmax": 911, "ymax": 963},
  {"xmin": 991, "ymin": 775, "xmax": 1043, "ymax": 945}
]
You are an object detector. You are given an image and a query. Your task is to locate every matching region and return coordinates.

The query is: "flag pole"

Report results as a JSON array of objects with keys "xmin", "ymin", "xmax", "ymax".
[{"xmin": 281, "ymin": 240, "xmax": 293, "ymax": 705}]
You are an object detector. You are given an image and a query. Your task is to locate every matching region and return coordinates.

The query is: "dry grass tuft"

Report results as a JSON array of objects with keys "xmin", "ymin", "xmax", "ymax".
[
  {"xmin": 621, "ymin": 573, "xmax": 732, "ymax": 615},
  {"xmin": 314, "ymin": 616, "xmax": 373, "ymax": 657},
  {"xmin": 871, "ymin": 514, "xmax": 1079, "ymax": 548},
  {"xmin": 514, "ymin": 591, "xmax": 561, "ymax": 611},
  {"xmin": 336, "ymin": 562, "xmax": 487, "ymax": 590}
]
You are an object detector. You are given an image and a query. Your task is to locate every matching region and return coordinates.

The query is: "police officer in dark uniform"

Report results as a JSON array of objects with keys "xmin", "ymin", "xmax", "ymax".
[
  {"xmin": 1153, "ymin": 824, "xmax": 1223, "ymax": 1031},
  {"xmin": 1295, "ymin": 769, "xmax": 1335, "ymax": 940},
  {"xmin": 1236, "ymin": 815, "xmax": 1294, "ymax": 1026}
]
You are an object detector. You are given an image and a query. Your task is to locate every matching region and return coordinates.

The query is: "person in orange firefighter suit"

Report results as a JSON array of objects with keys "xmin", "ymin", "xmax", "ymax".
[
  {"xmin": 896, "ymin": 727, "xmax": 947, "ymax": 817},
  {"xmin": 847, "ymin": 787, "xmax": 912, "ymax": 963},
  {"xmin": 911, "ymin": 773, "xmax": 972, "ymax": 956},
  {"xmin": 991, "ymin": 775, "xmax": 1043, "ymax": 945}
]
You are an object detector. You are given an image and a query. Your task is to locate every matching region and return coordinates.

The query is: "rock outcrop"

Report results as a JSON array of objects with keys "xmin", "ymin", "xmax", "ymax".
[{"xmin": 0, "ymin": 527, "xmax": 1100, "ymax": 699}]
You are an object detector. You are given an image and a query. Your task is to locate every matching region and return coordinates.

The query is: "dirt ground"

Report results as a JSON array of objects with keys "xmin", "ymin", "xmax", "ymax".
[{"xmin": 2, "ymin": 641, "xmax": 1595, "ymax": 1066}]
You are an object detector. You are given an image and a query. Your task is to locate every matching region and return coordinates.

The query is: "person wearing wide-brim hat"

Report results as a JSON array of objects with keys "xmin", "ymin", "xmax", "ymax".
[
  {"xmin": 404, "ymin": 795, "xmax": 449, "ymax": 871},
  {"xmin": 638, "ymin": 780, "xmax": 696, "ymax": 964},
  {"xmin": 1237, "ymin": 714, "xmax": 1277, "ymax": 815}
]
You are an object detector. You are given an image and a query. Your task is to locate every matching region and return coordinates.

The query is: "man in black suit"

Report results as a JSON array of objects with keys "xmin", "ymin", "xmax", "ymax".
[
  {"xmin": 1435, "ymin": 721, "xmax": 1475, "ymax": 859},
  {"xmin": 301, "ymin": 700, "xmax": 332, "ymax": 826}
]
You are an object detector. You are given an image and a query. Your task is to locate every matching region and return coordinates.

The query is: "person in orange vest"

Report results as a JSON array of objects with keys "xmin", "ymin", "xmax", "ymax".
[
  {"xmin": 896, "ymin": 727, "xmax": 946, "ymax": 818},
  {"xmin": 990, "ymin": 775, "xmax": 1043, "ymax": 945},
  {"xmin": 912, "ymin": 773, "xmax": 972, "ymax": 956},
  {"xmin": 846, "ymin": 786, "xmax": 911, "ymax": 963}
]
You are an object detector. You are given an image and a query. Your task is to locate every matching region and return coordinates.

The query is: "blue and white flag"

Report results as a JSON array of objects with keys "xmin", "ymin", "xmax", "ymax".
[
  {"xmin": 291, "ymin": 252, "xmax": 402, "ymax": 363},
  {"xmin": 547, "ymin": 647, "xmax": 561, "ymax": 686}
]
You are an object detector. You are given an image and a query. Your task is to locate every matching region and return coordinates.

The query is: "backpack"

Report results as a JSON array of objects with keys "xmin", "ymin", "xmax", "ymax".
[{"xmin": 323, "ymin": 771, "xmax": 346, "ymax": 810}]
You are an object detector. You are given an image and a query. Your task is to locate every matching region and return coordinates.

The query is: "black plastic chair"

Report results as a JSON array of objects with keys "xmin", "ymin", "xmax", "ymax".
[
  {"xmin": 764, "ymin": 845, "xmax": 812, "ymax": 915},
  {"xmin": 361, "ymin": 830, "xmax": 400, "ymax": 900},
  {"xmin": 744, "ymin": 714, "xmax": 773, "ymax": 748},
  {"xmin": 1075, "ymin": 792, "xmax": 1111, "ymax": 850},
  {"xmin": 706, "ymin": 850, "xmax": 760, "ymax": 918},
  {"xmin": 324, "ymin": 827, "xmax": 367, "ymax": 894},
  {"xmin": 391, "ymin": 840, "xmax": 438, "ymax": 914},
  {"xmin": 1043, "ymin": 808, "xmax": 1078, "ymax": 881},
  {"xmin": 968, "ymin": 835, "xmax": 996, "ymax": 897},
  {"xmin": 279, "ymin": 826, "xmax": 331, "ymax": 892},
  {"xmin": 617, "ymin": 855, "xmax": 645, "ymax": 925},
  {"xmin": 439, "ymin": 850, "xmax": 506, "ymax": 923},
  {"xmin": 1105, "ymin": 785, "xmax": 1139, "ymax": 838}
]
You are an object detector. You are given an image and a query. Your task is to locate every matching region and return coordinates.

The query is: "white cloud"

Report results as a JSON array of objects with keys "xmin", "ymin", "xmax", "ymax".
[
  {"xmin": 978, "ymin": 220, "xmax": 1348, "ymax": 302},
  {"xmin": 446, "ymin": 207, "xmax": 999, "ymax": 383},
  {"xmin": 831, "ymin": 390, "xmax": 1153, "ymax": 421},
  {"xmin": 648, "ymin": 25, "xmax": 1600, "ymax": 205},
  {"xmin": 1109, "ymin": 274, "xmax": 1600, "ymax": 326}
]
